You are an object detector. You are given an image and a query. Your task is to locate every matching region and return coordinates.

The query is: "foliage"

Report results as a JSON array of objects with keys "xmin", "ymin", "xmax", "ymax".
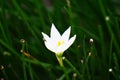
[{"xmin": 0, "ymin": 0, "xmax": 120, "ymax": 80}]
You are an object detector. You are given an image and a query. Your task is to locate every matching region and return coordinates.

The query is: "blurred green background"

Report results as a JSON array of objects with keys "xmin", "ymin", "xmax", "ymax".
[{"xmin": 0, "ymin": 0, "xmax": 120, "ymax": 80}]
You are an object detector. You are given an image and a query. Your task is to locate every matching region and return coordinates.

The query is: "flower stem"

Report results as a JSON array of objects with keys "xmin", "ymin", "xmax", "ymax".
[
  {"xmin": 55, "ymin": 53, "xmax": 64, "ymax": 67},
  {"xmin": 55, "ymin": 53, "xmax": 71, "ymax": 80}
]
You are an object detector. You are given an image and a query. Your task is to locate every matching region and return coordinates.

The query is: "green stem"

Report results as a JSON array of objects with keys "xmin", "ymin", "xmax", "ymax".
[
  {"xmin": 28, "ymin": 63, "xmax": 34, "ymax": 80},
  {"xmin": 55, "ymin": 53, "xmax": 70, "ymax": 80},
  {"xmin": 23, "ymin": 62, "xmax": 27, "ymax": 80},
  {"xmin": 64, "ymin": 57, "xmax": 82, "ymax": 79},
  {"xmin": 55, "ymin": 53, "xmax": 64, "ymax": 67}
]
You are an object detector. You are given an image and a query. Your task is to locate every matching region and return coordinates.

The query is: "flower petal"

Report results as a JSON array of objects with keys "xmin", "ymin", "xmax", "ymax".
[
  {"xmin": 41, "ymin": 32, "xmax": 50, "ymax": 41},
  {"xmin": 42, "ymin": 32, "xmax": 58, "ymax": 53},
  {"xmin": 56, "ymin": 35, "xmax": 76, "ymax": 53},
  {"xmin": 44, "ymin": 40, "xmax": 56, "ymax": 52},
  {"xmin": 67, "ymin": 35, "xmax": 76, "ymax": 48},
  {"xmin": 63, "ymin": 35, "xmax": 76, "ymax": 51},
  {"xmin": 61, "ymin": 27, "xmax": 71, "ymax": 42},
  {"xmin": 50, "ymin": 24, "xmax": 61, "ymax": 39}
]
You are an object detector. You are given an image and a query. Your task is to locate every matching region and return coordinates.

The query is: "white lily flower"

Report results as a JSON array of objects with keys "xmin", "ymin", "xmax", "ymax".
[{"xmin": 42, "ymin": 23, "xmax": 76, "ymax": 54}]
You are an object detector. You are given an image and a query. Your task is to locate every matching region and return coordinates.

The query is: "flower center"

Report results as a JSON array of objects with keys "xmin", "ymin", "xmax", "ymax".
[{"xmin": 57, "ymin": 40, "xmax": 64, "ymax": 47}]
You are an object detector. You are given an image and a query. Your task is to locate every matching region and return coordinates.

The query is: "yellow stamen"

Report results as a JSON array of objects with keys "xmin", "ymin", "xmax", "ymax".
[{"xmin": 57, "ymin": 40, "xmax": 64, "ymax": 47}]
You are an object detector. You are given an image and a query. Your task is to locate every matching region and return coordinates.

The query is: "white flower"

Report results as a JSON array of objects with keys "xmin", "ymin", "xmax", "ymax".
[{"xmin": 42, "ymin": 23, "xmax": 76, "ymax": 54}]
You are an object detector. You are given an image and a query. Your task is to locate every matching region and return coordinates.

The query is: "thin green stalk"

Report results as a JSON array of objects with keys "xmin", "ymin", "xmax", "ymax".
[
  {"xmin": 0, "ymin": 39, "xmax": 19, "ymax": 57},
  {"xmin": 62, "ymin": 67, "xmax": 70, "ymax": 80},
  {"xmin": 2, "ymin": 69, "xmax": 9, "ymax": 80},
  {"xmin": 89, "ymin": 40, "xmax": 99, "ymax": 79},
  {"xmin": 115, "ymin": 17, "xmax": 120, "ymax": 40},
  {"xmin": 10, "ymin": 66, "xmax": 21, "ymax": 80},
  {"xmin": 85, "ymin": 56, "xmax": 91, "ymax": 80},
  {"xmin": 106, "ymin": 22, "xmax": 120, "ymax": 55},
  {"xmin": 98, "ymin": 25, "xmax": 105, "ymax": 53},
  {"xmin": 64, "ymin": 57, "xmax": 81, "ymax": 78},
  {"xmin": 22, "ymin": 58, "xmax": 51, "ymax": 68},
  {"xmin": 98, "ymin": 0, "xmax": 120, "ymax": 55},
  {"xmin": 108, "ymin": 36, "xmax": 113, "ymax": 80},
  {"xmin": 98, "ymin": 25, "xmax": 106, "ymax": 63},
  {"xmin": 23, "ymin": 62, "xmax": 27, "ymax": 80},
  {"xmin": 58, "ymin": 69, "xmax": 72, "ymax": 80},
  {"xmin": 1, "ymin": 2, "xmax": 14, "ymax": 47},
  {"xmin": 28, "ymin": 63, "xmax": 34, "ymax": 80},
  {"xmin": 111, "ymin": 71, "xmax": 119, "ymax": 80},
  {"xmin": 86, "ymin": 64, "xmax": 91, "ymax": 80},
  {"xmin": 113, "ymin": 53, "xmax": 119, "ymax": 69},
  {"xmin": 85, "ymin": 52, "xmax": 91, "ymax": 80},
  {"xmin": 33, "ymin": 0, "xmax": 46, "ymax": 28},
  {"xmin": 79, "ymin": 27, "xmax": 99, "ymax": 41},
  {"xmin": 83, "ymin": 35, "xmax": 86, "ymax": 58},
  {"xmin": 83, "ymin": 35, "xmax": 91, "ymax": 80},
  {"xmin": 12, "ymin": 0, "xmax": 40, "ymax": 41},
  {"xmin": 109, "ymin": 34, "xmax": 113, "ymax": 67},
  {"xmin": 32, "ymin": 70, "xmax": 40, "ymax": 80},
  {"xmin": 55, "ymin": 53, "xmax": 69, "ymax": 80},
  {"xmin": 55, "ymin": 53, "xmax": 64, "ymax": 67},
  {"xmin": 0, "ymin": 23, "xmax": 8, "ymax": 43},
  {"xmin": 65, "ymin": 0, "xmax": 73, "ymax": 26},
  {"xmin": 0, "ymin": 1, "xmax": 9, "ymax": 44}
]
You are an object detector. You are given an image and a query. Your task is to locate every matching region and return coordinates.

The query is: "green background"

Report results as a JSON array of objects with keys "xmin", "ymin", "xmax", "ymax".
[{"xmin": 0, "ymin": 0, "xmax": 120, "ymax": 80}]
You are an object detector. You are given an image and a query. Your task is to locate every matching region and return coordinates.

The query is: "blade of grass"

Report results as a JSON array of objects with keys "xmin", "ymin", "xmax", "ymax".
[
  {"xmin": 0, "ymin": 39, "xmax": 20, "ymax": 57},
  {"xmin": 98, "ymin": 0, "xmax": 120, "ymax": 56},
  {"xmin": 23, "ymin": 62, "xmax": 27, "ymax": 80},
  {"xmin": 32, "ymin": 0, "xmax": 46, "ymax": 28},
  {"xmin": 63, "ymin": 57, "xmax": 82, "ymax": 79},
  {"xmin": 12, "ymin": 0, "xmax": 40, "ymax": 41},
  {"xmin": 28, "ymin": 63, "xmax": 34, "ymax": 80},
  {"xmin": 0, "ymin": 23, "xmax": 8, "ymax": 43},
  {"xmin": 58, "ymin": 69, "xmax": 72, "ymax": 80}
]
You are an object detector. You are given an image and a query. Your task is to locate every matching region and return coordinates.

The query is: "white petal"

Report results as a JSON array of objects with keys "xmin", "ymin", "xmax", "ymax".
[
  {"xmin": 67, "ymin": 35, "xmax": 76, "ymax": 48},
  {"xmin": 50, "ymin": 24, "xmax": 61, "ymax": 39},
  {"xmin": 63, "ymin": 35, "xmax": 76, "ymax": 51},
  {"xmin": 56, "ymin": 35, "xmax": 76, "ymax": 53},
  {"xmin": 41, "ymin": 32, "xmax": 50, "ymax": 41},
  {"xmin": 44, "ymin": 40, "xmax": 56, "ymax": 53},
  {"xmin": 61, "ymin": 27, "xmax": 71, "ymax": 42},
  {"xmin": 42, "ymin": 32, "xmax": 56, "ymax": 52}
]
